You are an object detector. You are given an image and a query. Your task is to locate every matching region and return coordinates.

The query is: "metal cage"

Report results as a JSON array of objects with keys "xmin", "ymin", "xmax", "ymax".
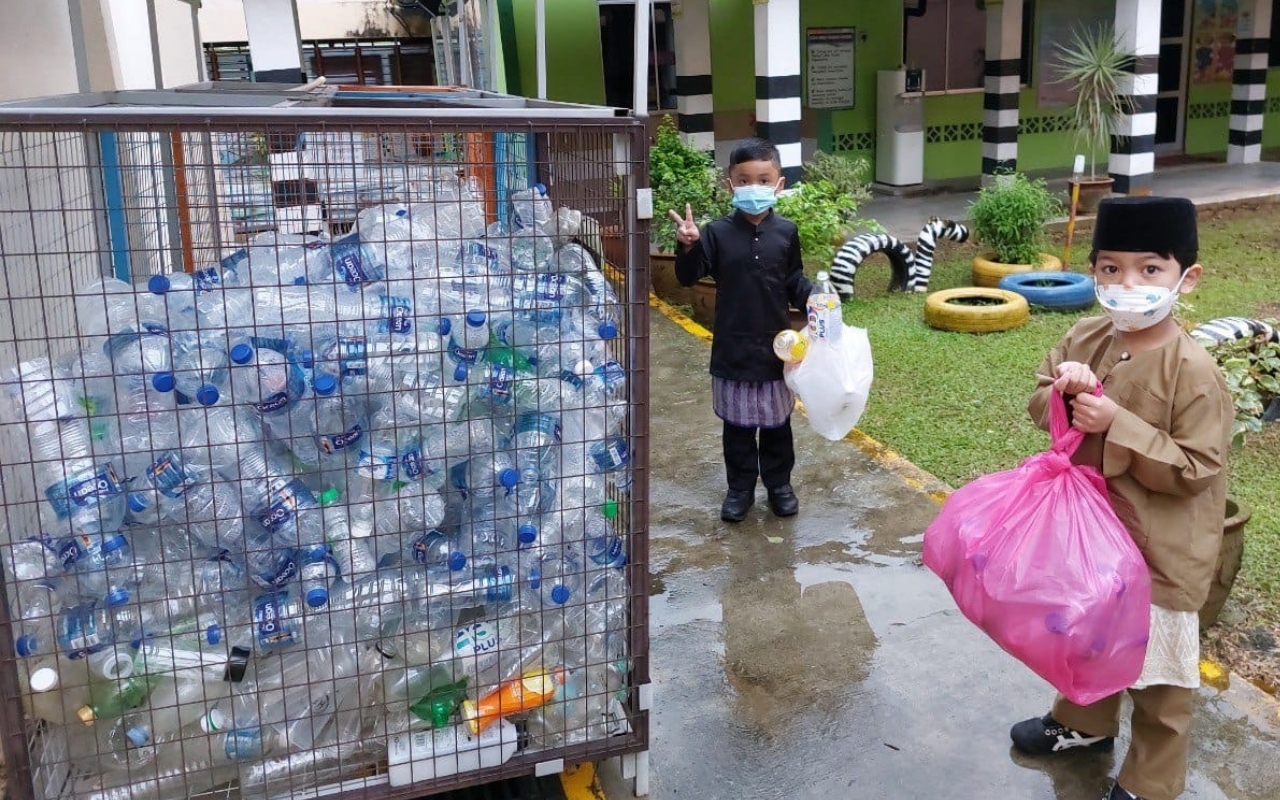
[{"xmin": 0, "ymin": 88, "xmax": 650, "ymax": 800}]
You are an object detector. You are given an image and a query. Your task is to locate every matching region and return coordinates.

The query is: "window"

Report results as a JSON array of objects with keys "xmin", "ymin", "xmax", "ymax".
[
  {"xmin": 905, "ymin": 0, "xmax": 988, "ymax": 92},
  {"xmin": 903, "ymin": 0, "xmax": 1036, "ymax": 93}
]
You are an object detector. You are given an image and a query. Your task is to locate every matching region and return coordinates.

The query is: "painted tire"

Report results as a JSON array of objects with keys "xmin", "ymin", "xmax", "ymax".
[
  {"xmin": 924, "ymin": 288, "xmax": 1030, "ymax": 333},
  {"xmin": 997, "ymin": 271, "xmax": 1096, "ymax": 311},
  {"xmin": 1189, "ymin": 317, "xmax": 1280, "ymax": 347},
  {"xmin": 971, "ymin": 252, "xmax": 1063, "ymax": 288}
]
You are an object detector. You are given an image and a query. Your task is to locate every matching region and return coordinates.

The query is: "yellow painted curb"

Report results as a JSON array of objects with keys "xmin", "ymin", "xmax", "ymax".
[
  {"xmin": 561, "ymin": 762, "xmax": 607, "ymax": 800},
  {"xmin": 647, "ymin": 291, "xmax": 1270, "ymax": 706}
]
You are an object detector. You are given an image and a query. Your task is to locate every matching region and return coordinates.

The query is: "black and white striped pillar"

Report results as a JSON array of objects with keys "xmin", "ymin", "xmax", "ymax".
[
  {"xmin": 982, "ymin": 0, "xmax": 1024, "ymax": 180},
  {"xmin": 1111, "ymin": 0, "xmax": 1160, "ymax": 195},
  {"xmin": 1229, "ymin": 0, "xmax": 1272, "ymax": 164},
  {"xmin": 675, "ymin": 0, "xmax": 715, "ymax": 154},
  {"xmin": 754, "ymin": 0, "xmax": 803, "ymax": 185}
]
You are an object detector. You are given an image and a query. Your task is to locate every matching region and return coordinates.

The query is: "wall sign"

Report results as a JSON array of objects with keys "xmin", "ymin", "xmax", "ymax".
[{"xmin": 807, "ymin": 28, "xmax": 857, "ymax": 110}]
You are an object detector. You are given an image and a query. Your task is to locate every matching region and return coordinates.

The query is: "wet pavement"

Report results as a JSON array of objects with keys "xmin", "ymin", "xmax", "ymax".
[{"xmin": 600, "ymin": 310, "xmax": 1280, "ymax": 800}]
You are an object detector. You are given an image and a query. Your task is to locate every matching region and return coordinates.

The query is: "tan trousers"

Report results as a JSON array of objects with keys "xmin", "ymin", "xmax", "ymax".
[{"xmin": 1052, "ymin": 685, "xmax": 1194, "ymax": 800}]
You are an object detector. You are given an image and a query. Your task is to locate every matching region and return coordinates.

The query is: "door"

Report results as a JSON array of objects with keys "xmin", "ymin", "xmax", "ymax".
[{"xmin": 1155, "ymin": 0, "xmax": 1192, "ymax": 152}]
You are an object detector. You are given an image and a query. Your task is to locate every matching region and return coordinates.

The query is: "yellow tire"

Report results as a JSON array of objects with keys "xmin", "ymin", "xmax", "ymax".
[
  {"xmin": 971, "ymin": 252, "xmax": 1063, "ymax": 288},
  {"xmin": 924, "ymin": 288, "xmax": 1030, "ymax": 333}
]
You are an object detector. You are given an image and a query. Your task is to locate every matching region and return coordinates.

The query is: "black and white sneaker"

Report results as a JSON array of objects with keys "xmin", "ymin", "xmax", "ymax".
[
  {"xmin": 1010, "ymin": 714, "xmax": 1115, "ymax": 755},
  {"xmin": 1104, "ymin": 783, "xmax": 1145, "ymax": 800}
]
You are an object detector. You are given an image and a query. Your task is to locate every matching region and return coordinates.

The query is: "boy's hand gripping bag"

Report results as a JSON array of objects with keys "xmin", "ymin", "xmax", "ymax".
[
  {"xmin": 783, "ymin": 325, "xmax": 873, "ymax": 441},
  {"xmin": 922, "ymin": 387, "xmax": 1151, "ymax": 706}
]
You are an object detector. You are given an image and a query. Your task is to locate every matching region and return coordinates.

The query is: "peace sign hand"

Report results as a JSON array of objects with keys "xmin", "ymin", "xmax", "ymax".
[{"xmin": 667, "ymin": 203, "xmax": 700, "ymax": 246}]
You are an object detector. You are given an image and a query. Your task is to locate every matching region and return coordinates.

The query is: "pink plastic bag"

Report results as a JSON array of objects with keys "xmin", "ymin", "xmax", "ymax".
[{"xmin": 923, "ymin": 387, "xmax": 1151, "ymax": 706}]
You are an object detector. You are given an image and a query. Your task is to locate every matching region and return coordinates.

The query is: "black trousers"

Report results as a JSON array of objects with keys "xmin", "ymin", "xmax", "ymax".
[{"xmin": 722, "ymin": 418, "xmax": 795, "ymax": 492}]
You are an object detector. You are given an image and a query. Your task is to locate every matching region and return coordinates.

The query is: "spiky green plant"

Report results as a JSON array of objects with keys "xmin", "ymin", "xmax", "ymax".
[{"xmin": 1054, "ymin": 24, "xmax": 1134, "ymax": 180}]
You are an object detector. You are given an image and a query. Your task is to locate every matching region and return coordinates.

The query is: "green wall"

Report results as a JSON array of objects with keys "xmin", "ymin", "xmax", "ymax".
[
  {"xmin": 506, "ymin": 0, "xmax": 605, "ymax": 105},
  {"xmin": 708, "ymin": 0, "xmax": 754, "ymax": 113}
]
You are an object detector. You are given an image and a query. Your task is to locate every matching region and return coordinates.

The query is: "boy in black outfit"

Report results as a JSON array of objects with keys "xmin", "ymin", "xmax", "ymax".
[{"xmin": 668, "ymin": 138, "xmax": 813, "ymax": 522}]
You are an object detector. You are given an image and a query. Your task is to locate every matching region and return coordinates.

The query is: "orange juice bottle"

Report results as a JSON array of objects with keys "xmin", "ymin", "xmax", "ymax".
[{"xmin": 461, "ymin": 668, "xmax": 565, "ymax": 735}]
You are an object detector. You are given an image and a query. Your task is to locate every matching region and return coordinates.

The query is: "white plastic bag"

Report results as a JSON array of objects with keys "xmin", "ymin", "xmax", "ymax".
[{"xmin": 784, "ymin": 324, "xmax": 873, "ymax": 441}]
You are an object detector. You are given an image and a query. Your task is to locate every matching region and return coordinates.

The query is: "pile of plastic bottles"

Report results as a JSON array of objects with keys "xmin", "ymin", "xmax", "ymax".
[{"xmin": 0, "ymin": 180, "xmax": 634, "ymax": 799}]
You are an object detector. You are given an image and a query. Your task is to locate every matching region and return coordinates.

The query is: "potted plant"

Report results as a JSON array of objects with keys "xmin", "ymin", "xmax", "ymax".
[
  {"xmin": 649, "ymin": 115, "xmax": 729, "ymax": 305},
  {"xmin": 967, "ymin": 171, "xmax": 1064, "ymax": 287},
  {"xmin": 1054, "ymin": 24, "xmax": 1133, "ymax": 214},
  {"xmin": 1200, "ymin": 495, "xmax": 1252, "ymax": 630}
]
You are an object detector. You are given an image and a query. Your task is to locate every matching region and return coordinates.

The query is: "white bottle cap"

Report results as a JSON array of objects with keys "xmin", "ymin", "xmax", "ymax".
[
  {"xmin": 200, "ymin": 707, "xmax": 227, "ymax": 733},
  {"xmin": 816, "ymin": 271, "xmax": 830, "ymax": 282},
  {"xmin": 28, "ymin": 667, "xmax": 58, "ymax": 693},
  {"xmin": 87, "ymin": 647, "xmax": 135, "ymax": 680}
]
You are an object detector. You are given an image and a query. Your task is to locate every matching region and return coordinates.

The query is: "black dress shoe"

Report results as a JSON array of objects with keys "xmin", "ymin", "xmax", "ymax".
[
  {"xmin": 766, "ymin": 485, "xmax": 799, "ymax": 517},
  {"xmin": 720, "ymin": 489, "xmax": 754, "ymax": 522}
]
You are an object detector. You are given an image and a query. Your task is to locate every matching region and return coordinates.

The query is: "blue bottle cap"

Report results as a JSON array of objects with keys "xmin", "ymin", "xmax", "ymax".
[
  {"xmin": 534, "ymin": 182, "xmax": 547, "ymax": 195},
  {"xmin": 127, "ymin": 492, "xmax": 150, "ymax": 513},
  {"xmin": 297, "ymin": 349, "xmax": 315, "ymax": 369},
  {"xmin": 465, "ymin": 310, "xmax": 486, "ymax": 328},
  {"xmin": 498, "ymin": 468, "xmax": 519, "ymax": 489},
  {"xmin": 437, "ymin": 317, "xmax": 452, "ymax": 336},
  {"xmin": 101, "ymin": 534, "xmax": 129, "ymax": 555},
  {"xmin": 205, "ymin": 624, "xmax": 222, "ymax": 645},
  {"xmin": 293, "ymin": 276, "xmax": 307, "ymax": 285},
  {"xmin": 306, "ymin": 588, "xmax": 329, "ymax": 608},
  {"xmin": 448, "ymin": 551, "xmax": 467, "ymax": 571},
  {"xmin": 15, "ymin": 635, "xmax": 38, "ymax": 657},
  {"xmin": 147, "ymin": 275, "xmax": 171, "ymax": 295},
  {"xmin": 106, "ymin": 586, "xmax": 130, "ymax": 606},
  {"xmin": 125, "ymin": 726, "xmax": 150, "ymax": 747},
  {"xmin": 550, "ymin": 585, "xmax": 571, "ymax": 605},
  {"xmin": 229, "ymin": 343, "xmax": 254, "ymax": 364},
  {"xmin": 598, "ymin": 321, "xmax": 618, "ymax": 340},
  {"xmin": 313, "ymin": 374, "xmax": 338, "ymax": 396},
  {"xmin": 529, "ymin": 567, "xmax": 541, "ymax": 591},
  {"xmin": 517, "ymin": 524, "xmax": 538, "ymax": 545},
  {"xmin": 151, "ymin": 372, "xmax": 175, "ymax": 393},
  {"xmin": 454, "ymin": 362, "xmax": 469, "ymax": 383},
  {"xmin": 395, "ymin": 208, "xmax": 408, "ymax": 218},
  {"xmin": 196, "ymin": 384, "xmax": 220, "ymax": 406}
]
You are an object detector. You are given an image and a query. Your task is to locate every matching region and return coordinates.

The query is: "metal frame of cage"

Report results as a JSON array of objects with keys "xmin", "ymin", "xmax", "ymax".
[{"xmin": 0, "ymin": 91, "xmax": 650, "ymax": 800}]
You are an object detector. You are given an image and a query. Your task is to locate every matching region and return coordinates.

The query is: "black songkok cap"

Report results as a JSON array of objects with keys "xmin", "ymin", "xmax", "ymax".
[{"xmin": 1092, "ymin": 196, "xmax": 1198, "ymax": 255}]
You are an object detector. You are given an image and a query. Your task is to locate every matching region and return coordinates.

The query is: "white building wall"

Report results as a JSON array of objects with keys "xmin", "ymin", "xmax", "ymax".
[{"xmin": 0, "ymin": 3, "xmax": 81, "ymax": 101}]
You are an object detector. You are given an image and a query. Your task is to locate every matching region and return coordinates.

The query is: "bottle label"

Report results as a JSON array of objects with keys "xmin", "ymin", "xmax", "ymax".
[
  {"xmin": 225, "ymin": 728, "xmax": 267, "ymax": 761},
  {"xmin": 516, "ymin": 412, "xmax": 562, "ymax": 443},
  {"xmin": 357, "ymin": 448, "xmax": 398, "ymax": 481},
  {"xmin": 454, "ymin": 620, "xmax": 499, "ymax": 663},
  {"xmin": 400, "ymin": 446, "xmax": 425, "ymax": 481},
  {"xmin": 257, "ymin": 478, "xmax": 313, "ymax": 535},
  {"xmin": 331, "ymin": 233, "xmax": 381, "ymax": 288},
  {"xmin": 45, "ymin": 463, "xmax": 124, "ymax": 519},
  {"xmin": 590, "ymin": 438, "xmax": 630, "ymax": 473},
  {"xmin": 479, "ymin": 566, "xmax": 514, "ymax": 603},
  {"xmin": 513, "ymin": 273, "xmax": 566, "ymax": 308},
  {"xmin": 253, "ymin": 592, "xmax": 299, "ymax": 650},
  {"xmin": 319, "ymin": 423, "xmax": 364, "ymax": 454},
  {"xmin": 60, "ymin": 607, "xmax": 104, "ymax": 658},
  {"xmin": 255, "ymin": 551, "xmax": 300, "ymax": 588},
  {"xmin": 379, "ymin": 296, "xmax": 414, "ymax": 336},
  {"xmin": 29, "ymin": 533, "xmax": 82, "ymax": 571},
  {"xmin": 806, "ymin": 292, "xmax": 842, "ymax": 342},
  {"xmin": 193, "ymin": 267, "xmax": 222, "ymax": 293},
  {"xmin": 146, "ymin": 452, "xmax": 197, "ymax": 499},
  {"xmin": 448, "ymin": 339, "xmax": 482, "ymax": 367},
  {"xmin": 456, "ymin": 242, "xmax": 500, "ymax": 271},
  {"xmin": 595, "ymin": 361, "xmax": 626, "ymax": 391},
  {"xmin": 558, "ymin": 370, "xmax": 584, "ymax": 391},
  {"xmin": 588, "ymin": 535, "xmax": 627, "ymax": 568},
  {"xmin": 481, "ymin": 364, "xmax": 515, "ymax": 402}
]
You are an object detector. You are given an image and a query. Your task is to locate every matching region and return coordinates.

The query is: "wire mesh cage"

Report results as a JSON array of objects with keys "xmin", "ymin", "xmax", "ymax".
[{"xmin": 0, "ymin": 90, "xmax": 650, "ymax": 800}]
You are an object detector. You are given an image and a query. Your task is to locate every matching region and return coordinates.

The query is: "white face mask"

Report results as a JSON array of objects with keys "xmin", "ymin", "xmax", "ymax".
[{"xmin": 1094, "ymin": 274, "xmax": 1186, "ymax": 332}]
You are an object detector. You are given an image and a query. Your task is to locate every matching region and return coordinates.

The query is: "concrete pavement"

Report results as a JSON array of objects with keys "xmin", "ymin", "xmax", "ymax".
[
  {"xmin": 592, "ymin": 304, "xmax": 1280, "ymax": 800},
  {"xmin": 862, "ymin": 161, "xmax": 1280, "ymax": 241}
]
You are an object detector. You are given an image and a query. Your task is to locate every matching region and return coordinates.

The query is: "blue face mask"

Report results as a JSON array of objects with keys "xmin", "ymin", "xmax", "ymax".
[{"xmin": 731, "ymin": 185, "xmax": 778, "ymax": 215}]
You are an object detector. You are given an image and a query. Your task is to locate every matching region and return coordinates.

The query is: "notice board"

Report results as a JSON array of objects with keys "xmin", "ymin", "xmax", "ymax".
[{"xmin": 807, "ymin": 28, "xmax": 857, "ymax": 110}]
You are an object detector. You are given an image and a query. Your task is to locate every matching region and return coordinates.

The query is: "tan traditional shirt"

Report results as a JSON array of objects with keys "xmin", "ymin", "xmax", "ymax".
[{"xmin": 1028, "ymin": 316, "xmax": 1233, "ymax": 612}]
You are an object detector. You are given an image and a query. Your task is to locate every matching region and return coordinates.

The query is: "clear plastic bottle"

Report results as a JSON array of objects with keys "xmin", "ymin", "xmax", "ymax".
[{"xmin": 805, "ymin": 270, "xmax": 843, "ymax": 344}]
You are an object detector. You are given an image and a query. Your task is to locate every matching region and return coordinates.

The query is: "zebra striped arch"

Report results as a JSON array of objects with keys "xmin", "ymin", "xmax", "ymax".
[{"xmin": 827, "ymin": 219, "xmax": 969, "ymax": 299}]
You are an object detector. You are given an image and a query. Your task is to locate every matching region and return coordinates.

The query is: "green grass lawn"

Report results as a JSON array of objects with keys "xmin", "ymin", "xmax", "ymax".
[{"xmin": 835, "ymin": 207, "xmax": 1280, "ymax": 621}]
